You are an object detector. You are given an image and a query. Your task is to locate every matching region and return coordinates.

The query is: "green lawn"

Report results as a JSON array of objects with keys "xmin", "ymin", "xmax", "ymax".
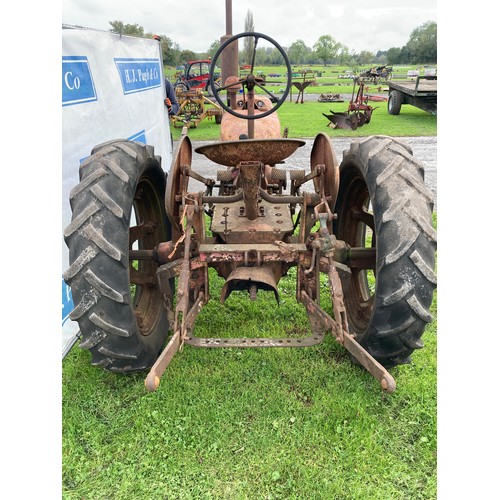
[
  {"xmin": 63, "ymin": 265, "xmax": 437, "ymax": 499},
  {"xmin": 170, "ymin": 93, "xmax": 436, "ymax": 142},
  {"xmin": 167, "ymin": 62, "xmax": 437, "ymax": 142}
]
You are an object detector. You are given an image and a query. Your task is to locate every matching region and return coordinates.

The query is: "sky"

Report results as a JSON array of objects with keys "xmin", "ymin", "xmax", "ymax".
[{"xmin": 62, "ymin": 0, "xmax": 437, "ymax": 54}]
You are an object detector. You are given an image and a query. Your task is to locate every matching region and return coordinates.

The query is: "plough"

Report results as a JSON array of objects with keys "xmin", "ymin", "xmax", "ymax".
[{"xmin": 323, "ymin": 79, "xmax": 376, "ymax": 130}]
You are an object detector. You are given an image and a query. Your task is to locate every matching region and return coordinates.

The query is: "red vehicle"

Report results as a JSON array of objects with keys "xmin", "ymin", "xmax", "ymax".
[{"xmin": 174, "ymin": 59, "xmax": 220, "ymax": 94}]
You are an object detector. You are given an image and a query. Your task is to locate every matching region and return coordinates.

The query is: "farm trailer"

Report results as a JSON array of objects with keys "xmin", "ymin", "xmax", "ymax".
[{"xmin": 386, "ymin": 75, "xmax": 437, "ymax": 115}]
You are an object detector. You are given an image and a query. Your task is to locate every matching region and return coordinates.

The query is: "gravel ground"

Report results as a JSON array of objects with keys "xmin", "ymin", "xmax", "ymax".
[{"xmin": 178, "ymin": 135, "xmax": 437, "ymax": 210}]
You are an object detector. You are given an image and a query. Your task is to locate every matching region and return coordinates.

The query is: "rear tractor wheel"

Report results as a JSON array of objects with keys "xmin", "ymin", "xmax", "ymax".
[
  {"xmin": 63, "ymin": 140, "xmax": 171, "ymax": 372},
  {"xmin": 334, "ymin": 135, "xmax": 436, "ymax": 368}
]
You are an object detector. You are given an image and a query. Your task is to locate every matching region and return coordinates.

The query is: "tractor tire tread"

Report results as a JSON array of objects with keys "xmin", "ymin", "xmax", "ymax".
[
  {"xmin": 338, "ymin": 135, "xmax": 436, "ymax": 368},
  {"xmin": 64, "ymin": 140, "xmax": 169, "ymax": 373}
]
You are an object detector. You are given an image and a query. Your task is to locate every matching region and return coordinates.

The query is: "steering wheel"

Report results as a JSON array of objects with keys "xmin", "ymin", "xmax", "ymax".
[{"xmin": 209, "ymin": 32, "xmax": 292, "ymax": 120}]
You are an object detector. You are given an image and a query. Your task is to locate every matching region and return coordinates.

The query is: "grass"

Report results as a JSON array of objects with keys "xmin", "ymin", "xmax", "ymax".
[
  {"xmin": 165, "ymin": 63, "xmax": 434, "ymax": 83},
  {"xmin": 63, "ymin": 247, "xmax": 437, "ymax": 499},
  {"xmin": 170, "ymin": 93, "xmax": 436, "ymax": 142}
]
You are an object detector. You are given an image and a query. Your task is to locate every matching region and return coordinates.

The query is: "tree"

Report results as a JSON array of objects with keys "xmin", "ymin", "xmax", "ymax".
[
  {"xmin": 179, "ymin": 50, "xmax": 196, "ymax": 63},
  {"xmin": 153, "ymin": 35, "xmax": 181, "ymax": 66},
  {"xmin": 252, "ymin": 47, "xmax": 269, "ymax": 66},
  {"xmin": 109, "ymin": 21, "xmax": 144, "ymax": 37},
  {"xmin": 356, "ymin": 50, "xmax": 376, "ymax": 65},
  {"xmin": 288, "ymin": 40, "xmax": 309, "ymax": 65},
  {"xmin": 403, "ymin": 21, "xmax": 437, "ymax": 63},
  {"xmin": 386, "ymin": 47, "xmax": 402, "ymax": 65},
  {"xmin": 337, "ymin": 44, "xmax": 351, "ymax": 65},
  {"xmin": 313, "ymin": 35, "xmax": 341, "ymax": 65},
  {"xmin": 207, "ymin": 40, "xmax": 221, "ymax": 59},
  {"xmin": 243, "ymin": 10, "xmax": 255, "ymax": 65}
]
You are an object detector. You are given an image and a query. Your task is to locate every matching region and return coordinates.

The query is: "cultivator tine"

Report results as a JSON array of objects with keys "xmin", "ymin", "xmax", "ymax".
[
  {"xmin": 145, "ymin": 205, "xmax": 206, "ymax": 392},
  {"xmin": 300, "ymin": 290, "xmax": 396, "ymax": 393},
  {"xmin": 145, "ymin": 330, "xmax": 182, "ymax": 392},
  {"xmin": 300, "ymin": 221, "xmax": 396, "ymax": 393}
]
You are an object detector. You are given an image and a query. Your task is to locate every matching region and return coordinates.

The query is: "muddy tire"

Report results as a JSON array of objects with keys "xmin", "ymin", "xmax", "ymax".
[
  {"xmin": 388, "ymin": 90, "xmax": 403, "ymax": 115},
  {"xmin": 63, "ymin": 140, "xmax": 171, "ymax": 373},
  {"xmin": 334, "ymin": 136, "xmax": 436, "ymax": 368}
]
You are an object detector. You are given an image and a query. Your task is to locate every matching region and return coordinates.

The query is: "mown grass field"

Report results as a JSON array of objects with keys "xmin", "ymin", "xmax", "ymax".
[
  {"xmin": 170, "ymin": 99, "xmax": 437, "ymax": 142},
  {"xmin": 63, "ymin": 215, "xmax": 437, "ymax": 498},
  {"xmin": 63, "ymin": 270, "xmax": 437, "ymax": 499}
]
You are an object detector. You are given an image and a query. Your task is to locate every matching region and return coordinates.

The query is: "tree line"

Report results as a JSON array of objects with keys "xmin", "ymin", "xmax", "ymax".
[{"xmin": 108, "ymin": 19, "xmax": 436, "ymax": 68}]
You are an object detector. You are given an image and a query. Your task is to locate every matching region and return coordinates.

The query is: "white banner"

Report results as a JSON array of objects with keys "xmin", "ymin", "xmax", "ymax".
[{"xmin": 62, "ymin": 27, "xmax": 172, "ymax": 357}]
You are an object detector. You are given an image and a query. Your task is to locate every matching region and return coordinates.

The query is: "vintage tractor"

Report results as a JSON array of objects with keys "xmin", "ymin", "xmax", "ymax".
[
  {"xmin": 174, "ymin": 59, "xmax": 220, "ymax": 95},
  {"xmin": 63, "ymin": 32, "xmax": 436, "ymax": 393}
]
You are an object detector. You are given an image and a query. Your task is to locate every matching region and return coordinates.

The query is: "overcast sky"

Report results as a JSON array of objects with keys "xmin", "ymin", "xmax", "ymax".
[{"xmin": 62, "ymin": 0, "xmax": 437, "ymax": 54}]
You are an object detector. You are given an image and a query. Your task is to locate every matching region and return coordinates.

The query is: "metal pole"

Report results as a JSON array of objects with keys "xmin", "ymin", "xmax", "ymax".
[
  {"xmin": 221, "ymin": 0, "xmax": 238, "ymax": 105},
  {"xmin": 225, "ymin": 0, "xmax": 232, "ymax": 34}
]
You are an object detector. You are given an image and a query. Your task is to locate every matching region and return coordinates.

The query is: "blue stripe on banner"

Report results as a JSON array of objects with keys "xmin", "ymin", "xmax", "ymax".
[
  {"xmin": 62, "ymin": 56, "xmax": 98, "ymax": 106},
  {"xmin": 62, "ymin": 277, "xmax": 74, "ymax": 326},
  {"xmin": 128, "ymin": 130, "xmax": 146, "ymax": 143},
  {"xmin": 114, "ymin": 58, "xmax": 162, "ymax": 94}
]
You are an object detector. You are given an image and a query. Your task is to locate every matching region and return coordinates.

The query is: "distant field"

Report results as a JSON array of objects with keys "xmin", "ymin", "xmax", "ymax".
[
  {"xmin": 169, "ymin": 98, "xmax": 437, "ymax": 141},
  {"xmin": 164, "ymin": 63, "xmax": 436, "ymax": 83},
  {"xmin": 165, "ymin": 63, "xmax": 437, "ymax": 141}
]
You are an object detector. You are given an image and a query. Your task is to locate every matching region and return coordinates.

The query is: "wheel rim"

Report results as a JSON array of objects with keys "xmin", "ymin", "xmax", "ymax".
[
  {"xmin": 310, "ymin": 132, "xmax": 339, "ymax": 218},
  {"xmin": 130, "ymin": 170, "xmax": 168, "ymax": 337},
  {"xmin": 166, "ymin": 135, "xmax": 192, "ymax": 237},
  {"xmin": 209, "ymin": 32, "xmax": 292, "ymax": 120},
  {"xmin": 335, "ymin": 167, "xmax": 376, "ymax": 336}
]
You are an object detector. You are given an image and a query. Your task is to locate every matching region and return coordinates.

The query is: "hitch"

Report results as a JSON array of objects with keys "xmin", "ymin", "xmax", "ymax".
[{"xmin": 144, "ymin": 208, "xmax": 396, "ymax": 394}]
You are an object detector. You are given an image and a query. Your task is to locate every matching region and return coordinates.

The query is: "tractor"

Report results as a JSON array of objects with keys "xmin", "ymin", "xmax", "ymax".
[
  {"xmin": 63, "ymin": 33, "xmax": 436, "ymax": 393},
  {"xmin": 174, "ymin": 59, "xmax": 220, "ymax": 95}
]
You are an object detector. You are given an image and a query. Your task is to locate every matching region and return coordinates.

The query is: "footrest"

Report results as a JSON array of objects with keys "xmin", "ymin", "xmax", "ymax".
[{"xmin": 185, "ymin": 332, "xmax": 325, "ymax": 348}]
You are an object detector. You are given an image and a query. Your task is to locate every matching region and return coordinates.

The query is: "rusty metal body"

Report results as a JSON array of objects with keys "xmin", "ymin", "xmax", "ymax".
[
  {"xmin": 291, "ymin": 70, "xmax": 316, "ymax": 104},
  {"xmin": 144, "ymin": 32, "xmax": 397, "ymax": 394},
  {"xmin": 144, "ymin": 136, "xmax": 395, "ymax": 394}
]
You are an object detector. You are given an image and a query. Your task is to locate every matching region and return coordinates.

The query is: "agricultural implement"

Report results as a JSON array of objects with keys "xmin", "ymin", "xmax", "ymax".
[
  {"xmin": 386, "ymin": 75, "xmax": 437, "ymax": 116},
  {"xmin": 290, "ymin": 70, "xmax": 316, "ymax": 104},
  {"xmin": 64, "ymin": 32, "xmax": 436, "ymax": 394},
  {"xmin": 359, "ymin": 65, "xmax": 393, "ymax": 83},
  {"xmin": 171, "ymin": 88, "xmax": 222, "ymax": 129},
  {"xmin": 323, "ymin": 78, "xmax": 376, "ymax": 130}
]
